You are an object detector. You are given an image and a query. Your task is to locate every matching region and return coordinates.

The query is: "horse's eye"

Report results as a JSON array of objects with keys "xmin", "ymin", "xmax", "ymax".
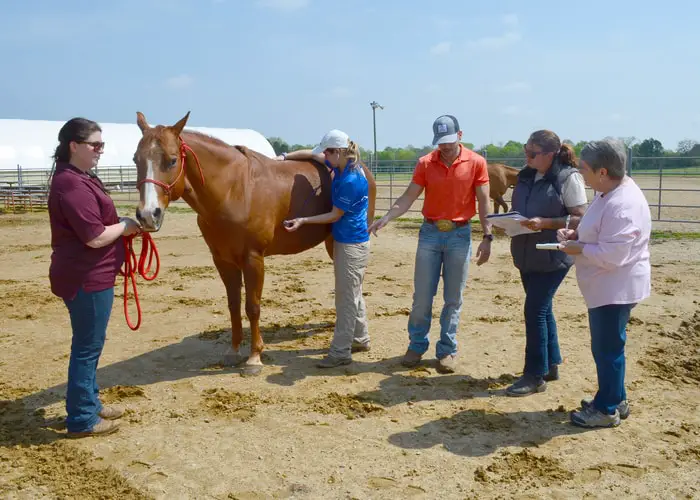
[{"xmin": 169, "ymin": 157, "xmax": 177, "ymax": 168}]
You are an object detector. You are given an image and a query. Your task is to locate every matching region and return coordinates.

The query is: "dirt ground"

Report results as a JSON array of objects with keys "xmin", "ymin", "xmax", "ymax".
[{"xmin": 0, "ymin": 209, "xmax": 699, "ymax": 500}]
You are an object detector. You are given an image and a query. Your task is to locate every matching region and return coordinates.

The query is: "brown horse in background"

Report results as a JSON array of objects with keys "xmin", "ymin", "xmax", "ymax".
[
  {"xmin": 132, "ymin": 111, "xmax": 377, "ymax": 375},
  {"xmin": 487, "ymin": 162, "xmax": 520, "ymax": 213}
]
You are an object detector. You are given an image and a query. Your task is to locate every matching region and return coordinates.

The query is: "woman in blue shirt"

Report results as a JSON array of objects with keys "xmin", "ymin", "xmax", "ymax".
[{"xmin": 282, "ymin": 129, "xmax": 371, "ymax": 368}]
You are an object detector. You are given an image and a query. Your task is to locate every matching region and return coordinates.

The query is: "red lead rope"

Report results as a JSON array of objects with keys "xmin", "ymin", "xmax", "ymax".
[{"xmin": 120, "ymin": 232, "xmax": 160, "ymax": 330}]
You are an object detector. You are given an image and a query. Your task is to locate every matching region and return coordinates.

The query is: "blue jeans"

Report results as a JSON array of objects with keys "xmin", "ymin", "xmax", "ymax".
[
  {"xmin": 520, "ymin": 268, "xmax": 568, "ymax": 377},
  {"xmin": 588, "ymin": 303, "xmax": 635, "ymax": 415},
  {"xmin": 407, "ymin": 222, "xmax": 471, "ymax": 359},
  {"xmin": 63, "ymin": 287, "xmax": 114, "ymax": 433}
]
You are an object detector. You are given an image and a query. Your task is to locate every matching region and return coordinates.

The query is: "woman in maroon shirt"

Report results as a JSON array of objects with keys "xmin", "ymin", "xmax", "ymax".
[{"xmin": 48, "ymin": 117, "xmax": 140, "ymax": 438}]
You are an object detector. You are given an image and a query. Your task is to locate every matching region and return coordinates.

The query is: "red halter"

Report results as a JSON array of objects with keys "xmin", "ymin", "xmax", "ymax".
[{"xmin": 136, "ymin": 137, "xmax": 205, "ymax": 196}]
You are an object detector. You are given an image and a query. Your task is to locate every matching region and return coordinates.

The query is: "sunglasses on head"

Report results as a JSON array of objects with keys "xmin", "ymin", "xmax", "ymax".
[{"xmin": 79, "ymin": 141, "xmax": 105, "ymax": 152}]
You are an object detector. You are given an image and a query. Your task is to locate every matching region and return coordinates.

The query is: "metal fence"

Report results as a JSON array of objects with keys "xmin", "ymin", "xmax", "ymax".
[{"xmin": 2, "ymin": 154, "xmax": 699, "ymax": 224}]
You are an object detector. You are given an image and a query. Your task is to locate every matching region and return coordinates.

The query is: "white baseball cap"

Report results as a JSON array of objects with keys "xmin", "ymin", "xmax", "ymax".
[{"xmin": 311, "ymin": 129, "xmax": 350, "ymax": 155}]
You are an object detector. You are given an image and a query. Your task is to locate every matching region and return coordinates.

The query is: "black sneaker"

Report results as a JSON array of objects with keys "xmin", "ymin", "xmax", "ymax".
[{"xmin": 505, "ymin": 374, "xmax": 546, "ymax": 397}]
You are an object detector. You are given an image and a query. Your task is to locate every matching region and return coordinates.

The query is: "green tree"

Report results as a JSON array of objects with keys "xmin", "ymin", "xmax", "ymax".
[{"xmin": 677, "ymin": 139, "xmax": 699, "ymax": 155}]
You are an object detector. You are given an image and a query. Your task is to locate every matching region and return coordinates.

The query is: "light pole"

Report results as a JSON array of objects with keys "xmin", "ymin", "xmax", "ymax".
[{"xmin": 370, "ymin": 101, "xmax": 384, "ymax": 170}]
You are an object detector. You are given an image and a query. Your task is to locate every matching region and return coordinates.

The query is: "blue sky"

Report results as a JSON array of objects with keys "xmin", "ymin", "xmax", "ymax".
[{"xmin": 1, "ymin": 0, "xmax": 698, "ymax": 151}]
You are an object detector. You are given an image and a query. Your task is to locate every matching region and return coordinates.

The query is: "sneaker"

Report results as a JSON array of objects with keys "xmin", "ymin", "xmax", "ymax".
[
  {"xmin": 66, "ymin": 418, "xmax": 120, "ymax": 439},
  {"xmin": 570, "ymin": 404, "xmax": 621, "ymax": 428},
  {"xmin": 581, "ymin": 397, "xmax": 630, "ymax": 419},
  {"xmin": 543, "ymin": 364, "xmax": 559, "ymax": 381},
  {"xmin": 401, "ymin": 349, "xmax": 423, "ymax": 368},
  {"xmin": 316, "ymin": 355, "xmax": 352, "ymax": 368},
  {"xmin": 351, "ymin": 341, "xmax": 371, "ymax": 353},
  {"xmin": 436, "ymin": 354, "xmax": 457, "ymax": 374},
  {"xmin": 505, "ymin": 374, "xmax": 547, "ymax": 397},
  {"xmin": 98, "ymin": 405, "xmax": 125, "ymax": 420}
]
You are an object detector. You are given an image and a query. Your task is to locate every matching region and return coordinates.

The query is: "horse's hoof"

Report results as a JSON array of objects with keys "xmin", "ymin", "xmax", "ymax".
[
  {"xmin": 222, "ymin": 353, "xmax": 243, "ymax": 367},
  {"xmin": 241, "ymin": 364, "xmax": 263, "ymax": 377}
]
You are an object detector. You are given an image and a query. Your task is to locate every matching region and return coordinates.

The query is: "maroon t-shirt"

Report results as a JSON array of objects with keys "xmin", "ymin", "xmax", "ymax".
[{"xmin": 48, "ymin": 163, "xmax": 125, "ymax": 300}]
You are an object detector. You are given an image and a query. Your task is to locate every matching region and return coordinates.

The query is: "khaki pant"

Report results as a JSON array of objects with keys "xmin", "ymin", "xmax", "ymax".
[{"xmin": 329, "ymin": 240, "xmax": 370, "ymax": 359}]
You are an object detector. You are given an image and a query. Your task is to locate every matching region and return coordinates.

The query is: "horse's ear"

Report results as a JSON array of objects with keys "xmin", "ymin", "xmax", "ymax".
[
  {"xmin": 170, "ymin": 111, "xmax": 190, "ymax": 136},
  {"xmin": 136, "ymin": 112, "xmax": 150, "ymax": 133}
]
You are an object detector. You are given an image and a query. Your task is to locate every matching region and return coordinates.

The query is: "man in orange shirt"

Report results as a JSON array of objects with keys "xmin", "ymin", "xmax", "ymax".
[{"xmin": 368, "ymin": 115, "xmax": 492, "ymax": 373}]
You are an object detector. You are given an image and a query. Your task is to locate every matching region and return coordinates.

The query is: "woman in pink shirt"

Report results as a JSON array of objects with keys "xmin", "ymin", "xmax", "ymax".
[
  {"xmin": 558, "ymin": 138, "xmax": 651, "ymax": 428},
  {"xmin": 48, "ymin": 118, "xmax": 141, "ymax": 438}
]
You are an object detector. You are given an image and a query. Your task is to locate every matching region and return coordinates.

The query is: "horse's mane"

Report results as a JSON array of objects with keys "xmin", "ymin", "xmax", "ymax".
[{"xmin": 182, "ymin": 129, "xmax": 231, "ymax": 149}]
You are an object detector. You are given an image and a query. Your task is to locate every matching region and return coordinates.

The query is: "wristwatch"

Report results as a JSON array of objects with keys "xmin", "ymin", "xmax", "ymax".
[{"xmin": 483, "ymin": 234, "xmax": 494, "ymax": 242}]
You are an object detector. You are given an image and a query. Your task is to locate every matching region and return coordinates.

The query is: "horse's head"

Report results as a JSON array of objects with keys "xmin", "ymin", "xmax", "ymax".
[{"xmin": 133, "ymin": 111, "xmax": 190, "ymax": 231}]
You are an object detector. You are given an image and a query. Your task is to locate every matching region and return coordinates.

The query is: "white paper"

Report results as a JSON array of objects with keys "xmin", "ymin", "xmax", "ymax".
[{"xmin": 486, "ymin": 211, "xmax": 539, "ymax": 237}]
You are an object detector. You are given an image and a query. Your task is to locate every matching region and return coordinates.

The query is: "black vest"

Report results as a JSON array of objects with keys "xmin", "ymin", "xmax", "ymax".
[{"xmin": 510, "ymin": 161, "xmax": 576, "ymax": 273}]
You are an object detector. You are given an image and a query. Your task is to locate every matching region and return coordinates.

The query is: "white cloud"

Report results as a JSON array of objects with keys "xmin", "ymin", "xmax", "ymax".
[
  {"xmin": 496, "ymin": 81, "xmax": 531, "ymax": 93},
  {"xmin": 256, "ymin": 0, "xmax": 309, "ymax": 11},
  {"xmin": 502, "ymin": 13, "xmax": 519, "ymax": 27},
  {"xmin": 466, "ymin": 32, "xmax": 521, "ymax": 50},
  {"xmin": 165, "ymin": 74, "xmax": 194, "ymax": 89},
  {"xmin": 430, "ymin": 42, "xmax": 451, "ymax": 55}
]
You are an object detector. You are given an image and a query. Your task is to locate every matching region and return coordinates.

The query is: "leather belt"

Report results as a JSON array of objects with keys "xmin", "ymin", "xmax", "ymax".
[{"xmin": 425, "ymin": 218, "xmax": 470, "ymax": 232}]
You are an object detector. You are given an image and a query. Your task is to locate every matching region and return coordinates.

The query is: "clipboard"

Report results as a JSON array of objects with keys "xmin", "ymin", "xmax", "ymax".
[{"xmin": 486, "ymin": 211, "xmax": 539, "ymax": 237}]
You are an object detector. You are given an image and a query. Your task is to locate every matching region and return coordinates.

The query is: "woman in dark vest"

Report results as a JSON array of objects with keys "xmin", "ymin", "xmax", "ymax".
[{"xmin": 505, "ymin": 130, "xmax": 588, "ymax": 397}]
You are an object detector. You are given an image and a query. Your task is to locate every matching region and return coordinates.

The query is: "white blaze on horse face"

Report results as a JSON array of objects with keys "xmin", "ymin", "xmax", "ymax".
[{"xmin": 142, "ymin": 158, "xmax": 161, "ymax": 218}]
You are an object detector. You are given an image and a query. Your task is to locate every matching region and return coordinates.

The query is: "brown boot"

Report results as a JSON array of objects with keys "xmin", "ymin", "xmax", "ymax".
[
  {"xmin": 401, "ymin": 349, "xmax": 423, "ymax": 368},
  {"xmin": 66, "ymin": 418, "xmax": 120, "ymax": 439},
  {"xmin": 436, "ymin": 354, "xmax": 457, "ymax": 374},
  {"xmin": 99, "ymin": 405, "xmax": 125, "ymax": 420}
]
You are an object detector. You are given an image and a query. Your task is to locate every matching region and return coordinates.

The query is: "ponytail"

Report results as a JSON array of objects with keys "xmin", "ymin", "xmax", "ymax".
[
  {"xmin": 558, "ymin": 143, "xmax": 577, "ymax": 168},
  {"xmin": 346, "ymin": 140, "xmax": 360, "ymax": 162}
]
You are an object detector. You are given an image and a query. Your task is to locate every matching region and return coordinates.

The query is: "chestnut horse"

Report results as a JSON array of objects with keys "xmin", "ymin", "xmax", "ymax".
[
  {"xmin": 487, "ymin": 162, "xmax": 520, "ymax": 213},
  {"xmin": 132, "ymin": 111, "xmax": 377, "ymax": 375}
]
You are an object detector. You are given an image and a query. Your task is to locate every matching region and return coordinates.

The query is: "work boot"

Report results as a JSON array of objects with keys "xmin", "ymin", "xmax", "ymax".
[
  {"xmin": 436, "ymin": 354, "xmax": 457, "ymax": 374},
  {"xmin": 66, "ymin": 418, "xmax": 120, "ymax": 439},
  {"xmin": 401, "ymin": 349, "xmax": 423, "ymax": 368},
  {"xmin": 99, "ymin": 405, "xmax": 125, "ymax": 420}
]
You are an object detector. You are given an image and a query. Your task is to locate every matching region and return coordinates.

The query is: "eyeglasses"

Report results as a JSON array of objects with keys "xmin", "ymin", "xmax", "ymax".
[
  {"xmin": 524, "ymin": 148, "xmax": 548, "ymax": 159},
  {"xmin": 324, "ymin": 148, "xmax": 339, "ymax": 155},
  {"xmin": 79, "ymin": 141, "xmax": 105, "ymax": 153}
]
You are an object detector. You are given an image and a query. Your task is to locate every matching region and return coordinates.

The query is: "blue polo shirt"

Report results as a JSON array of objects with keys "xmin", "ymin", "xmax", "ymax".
[{"xmin": 332, "ymin": 162, "xmax": 369, "ymax": 244}]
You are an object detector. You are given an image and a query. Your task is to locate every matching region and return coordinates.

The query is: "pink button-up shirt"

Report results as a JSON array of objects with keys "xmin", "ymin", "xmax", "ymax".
[{"xmin": 574, "ymin": 177, "xmax": 652, "ymax": 309}]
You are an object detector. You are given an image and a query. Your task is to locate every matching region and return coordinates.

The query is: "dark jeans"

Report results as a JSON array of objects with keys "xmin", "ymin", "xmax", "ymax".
[
  {"xmin": 520, "ymin": 268, "xmax": 569, "ymax": 377},
  {"xmin": 63, "ymin": 287, "xmax": 113, "ymax": 433},
  {"xmin": 588, "ymin": 303, "xmax": 635, "ymax": 415}
]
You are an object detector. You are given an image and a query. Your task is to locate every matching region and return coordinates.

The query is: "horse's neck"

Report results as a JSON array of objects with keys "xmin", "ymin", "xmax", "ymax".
[{"xmin": 180, "ymin": 136, "xmax": 249, "ymax": 216}]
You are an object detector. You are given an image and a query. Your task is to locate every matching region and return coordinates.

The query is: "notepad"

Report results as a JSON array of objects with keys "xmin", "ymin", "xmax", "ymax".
[{"xmin": 486, "ymin": 211, "xmax": 539, "ymax": 237}]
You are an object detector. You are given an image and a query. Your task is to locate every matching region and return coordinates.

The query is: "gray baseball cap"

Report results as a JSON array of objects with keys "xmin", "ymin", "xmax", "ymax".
[{"xmin": 432, "ymin": 115, "xmax": 460, "ymax": 145}]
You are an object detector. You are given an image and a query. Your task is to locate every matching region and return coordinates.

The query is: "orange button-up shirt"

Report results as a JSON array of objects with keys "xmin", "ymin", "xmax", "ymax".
[{"xmin": 411, "ymin": 146, "xmax": 489, "ymax": 221}]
